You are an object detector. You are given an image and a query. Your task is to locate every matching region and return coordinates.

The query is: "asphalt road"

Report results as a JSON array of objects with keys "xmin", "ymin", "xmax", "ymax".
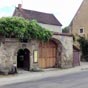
[{"xmin": 1, "ymin": 70, "xmax": 88, "ymax": 88}]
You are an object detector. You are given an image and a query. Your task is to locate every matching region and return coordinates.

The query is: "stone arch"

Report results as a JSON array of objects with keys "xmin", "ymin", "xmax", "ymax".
[
  {"xmin": 17, "ymin": 48, "xmax": 30, "ymax": 71},
  {"xmin": 51, "ymin": 37, "xmax": 73, "ymax": 68},
  {"xmin": 52, "ymin": 35, "xmax": 73, "ymax": 68},
  {"xmin": 13, "ymin": 44, "xmax": 31, "ymax": 71},
  {"xmin": 50, "ymin": 38, "xmax": 64, "ymax": 68}
]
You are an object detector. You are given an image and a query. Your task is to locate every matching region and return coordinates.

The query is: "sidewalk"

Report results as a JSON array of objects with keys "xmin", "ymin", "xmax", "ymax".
[{"xmin": 0, "ymin": 62, "xmax": 88, "ymax": 86}]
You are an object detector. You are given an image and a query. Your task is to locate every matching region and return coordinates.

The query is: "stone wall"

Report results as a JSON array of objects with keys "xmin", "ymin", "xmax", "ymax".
[
  {"xmin": 0, "ymin": 39, "xmax": 19, "ymax": 74},
  {"xmin": 70, "ymin": 0, "xmax": 88, "ymax": 37},
  {"xmin": 0, "ymin": 38, "xmax": 39, "ymax": 74},
  {"xmin": 53, "ymin": 34, "xmax": 73, "ymax": 68},
  {"xmin": 0, "ymin": 35, "xmax": 73, "ymax": 74}
]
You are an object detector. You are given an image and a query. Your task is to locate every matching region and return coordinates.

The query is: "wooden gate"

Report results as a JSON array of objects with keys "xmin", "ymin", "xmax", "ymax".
[
  {"xmin": 73, "ymin": 45, "xmax": 80, "ymax": 67},
  {"xmin": 38, "ymin": 41, "xmax": 57, "ymax": 68}
]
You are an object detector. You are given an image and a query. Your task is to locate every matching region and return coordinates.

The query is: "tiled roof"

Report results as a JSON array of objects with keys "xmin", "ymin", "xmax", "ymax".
[{"xmin": 14, "ymin": 8, "xmax": 62, "ymax": 26}]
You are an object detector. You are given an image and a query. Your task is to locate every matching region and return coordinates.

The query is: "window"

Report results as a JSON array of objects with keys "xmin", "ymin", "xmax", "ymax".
[
  {"xmin": 80, "ymin": 28, "xmax": 84, "ymax": 33},
  {"xmin": 33, "ymin": 50, "xmax": 38, "ymax": 63}
]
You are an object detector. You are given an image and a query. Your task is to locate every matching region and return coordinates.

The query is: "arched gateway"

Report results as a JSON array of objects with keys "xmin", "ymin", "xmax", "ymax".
[
  {"xmin": 17, "ymin": 48, "xmax": 30, "ymax": 71},
  {"xmin": 38, "ymin": 40, "xmax": 58, "ymax": 68}
]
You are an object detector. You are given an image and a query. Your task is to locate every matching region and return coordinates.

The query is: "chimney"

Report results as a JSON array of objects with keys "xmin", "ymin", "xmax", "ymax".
[{"xmin": 18, "ymin": 4, "xmax": 22, "ymax": 9}]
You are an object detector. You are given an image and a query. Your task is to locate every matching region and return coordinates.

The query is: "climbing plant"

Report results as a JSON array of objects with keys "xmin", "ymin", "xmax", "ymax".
[
  {"xmin": 78, "ymin": 36, "xmax": 88, "ymax": 61},
  {"xmin": 0, "ymin": 17, "xmax": 52, "ymax": 42}
]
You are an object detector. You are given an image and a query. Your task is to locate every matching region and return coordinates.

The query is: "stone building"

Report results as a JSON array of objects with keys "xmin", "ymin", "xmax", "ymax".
[
  {"xmin": 0, "ymin": 4, "xmax": 73, "ymax": 74},
  {"xmin": 69, "ymin": 0, "xmax": 88, "ymax": 37}
]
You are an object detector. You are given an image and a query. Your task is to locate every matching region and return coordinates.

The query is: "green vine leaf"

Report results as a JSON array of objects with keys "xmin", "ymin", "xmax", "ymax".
[{"xmin": 0, "ymin": 17, "xmax": 52, "ymax": 42}]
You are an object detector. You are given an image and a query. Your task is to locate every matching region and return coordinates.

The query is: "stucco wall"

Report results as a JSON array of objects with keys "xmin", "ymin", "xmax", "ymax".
[{"xmin": 39, "ymin": 23, "xmax": 62, "ymax": 33}]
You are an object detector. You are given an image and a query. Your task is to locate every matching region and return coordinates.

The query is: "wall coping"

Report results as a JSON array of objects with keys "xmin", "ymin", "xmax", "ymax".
[{"xmin": 53, "ymin": 32, "xmax": 73, "ymax": 37}]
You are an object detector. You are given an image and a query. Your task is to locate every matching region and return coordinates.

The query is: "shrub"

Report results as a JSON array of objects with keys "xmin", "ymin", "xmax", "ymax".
[{"xmin": 78, "ymin": 36, "xmax": 88, "ymax": 61}]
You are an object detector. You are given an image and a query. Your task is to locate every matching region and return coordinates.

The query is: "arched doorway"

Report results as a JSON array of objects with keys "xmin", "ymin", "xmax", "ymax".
[{"xmin": 17, "ymin": 48, "xmax": 30, "ymax": 71}]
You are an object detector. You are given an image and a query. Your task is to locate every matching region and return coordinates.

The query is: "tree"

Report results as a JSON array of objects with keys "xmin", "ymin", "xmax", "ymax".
[
  {"xmin": 0, "ymin": 17, "xmax": 52, "ymax": 42},
  {"xmin": 62, "ymin": 26, "xmax": 69, "ymax": 33}
]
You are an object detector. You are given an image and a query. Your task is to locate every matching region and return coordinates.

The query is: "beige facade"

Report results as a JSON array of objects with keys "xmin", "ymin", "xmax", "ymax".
[{"xmin": 70, "ymin": 0, "xmax": 88, "ymax": 37}]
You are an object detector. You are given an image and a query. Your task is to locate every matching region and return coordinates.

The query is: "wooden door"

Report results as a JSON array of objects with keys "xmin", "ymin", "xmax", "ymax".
[
  {"xmin": 73, "ymin": 51, "xmax": 80, "ymax": 66},
  {"xmin": 38, "ymin": 41, "xmax": 57, "ymax": 68}
]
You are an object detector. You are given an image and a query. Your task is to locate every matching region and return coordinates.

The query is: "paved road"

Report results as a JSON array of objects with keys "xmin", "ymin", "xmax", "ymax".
[{"xmin": 1, "ymin": 70, "xmax": 88, "ymax": 88}]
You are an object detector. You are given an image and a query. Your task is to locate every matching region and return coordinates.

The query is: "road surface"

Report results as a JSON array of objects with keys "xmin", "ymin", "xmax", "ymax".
[{"xmin": 1, "ymin": 70, "xmax": 88, "ymax": 88}]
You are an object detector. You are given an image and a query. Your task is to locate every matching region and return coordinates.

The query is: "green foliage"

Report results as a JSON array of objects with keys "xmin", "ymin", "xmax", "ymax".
[
  {"xmin": 78, "ymin": 36, "xmax": 88, "ymax": 61},
  {"xmin": 0, "ymin": 17, "xmax": 52, "ymax": 42},
  {"xmin": 62, "ymin": 27, "xmax": 69, "ymax": 33}
]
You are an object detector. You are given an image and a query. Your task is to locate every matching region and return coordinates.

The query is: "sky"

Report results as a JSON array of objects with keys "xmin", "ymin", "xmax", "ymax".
[{"xmin": 0, "ymin": 0, "xmax": 83, "ymax": 27}]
